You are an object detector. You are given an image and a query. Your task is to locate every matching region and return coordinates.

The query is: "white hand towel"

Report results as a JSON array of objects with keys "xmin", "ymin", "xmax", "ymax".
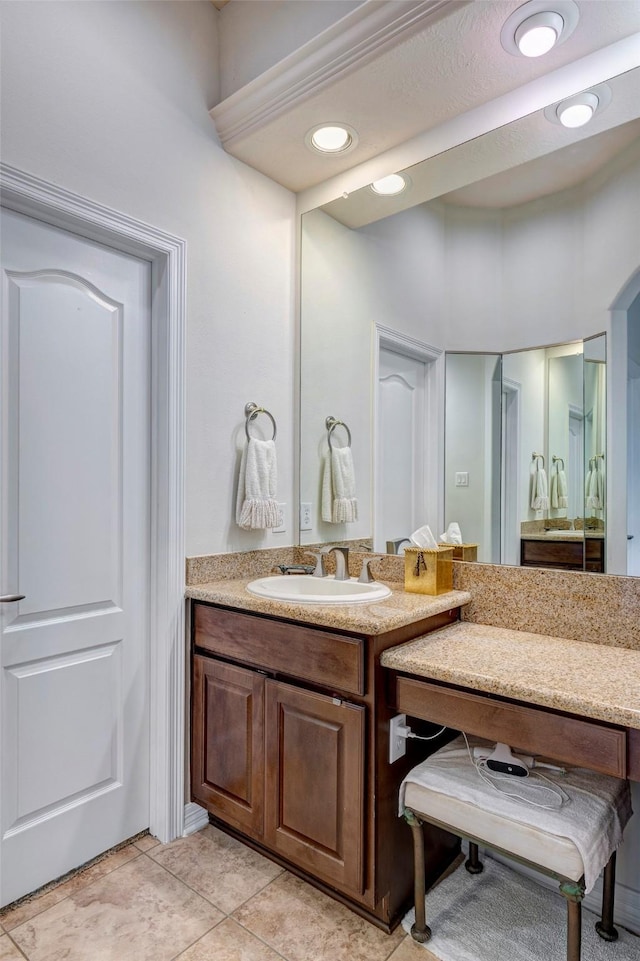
[
  {"xmin": 557, "ymin": 468, "xmax": 568, "ymax": 508},
  {"xmin": 236, "ymin": 438, "xmax": 282, "ymax": 530},
  {"xmin": 550, "ymin": 471, "xmax": 558, "ymax": 509},
  {"xmin": 321, "ymin": 446, "xmax": 358, "ymax": 524},
  {"xmin": 530, "ymin": 466, "xmax": 549, "ymax": 510},
  {"xmin": 586, "ymin": 465, "xmax": 602, "ymax": 510}
]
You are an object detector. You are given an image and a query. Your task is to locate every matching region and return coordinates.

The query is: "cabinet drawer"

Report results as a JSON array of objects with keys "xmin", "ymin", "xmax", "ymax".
[
  {"xmin": 194, "ymin": 603, "xmax": 365, "ymax": 696},
  {"xmin": 393, "ymin": 676, "xmax": 627, "ymax": 778}
]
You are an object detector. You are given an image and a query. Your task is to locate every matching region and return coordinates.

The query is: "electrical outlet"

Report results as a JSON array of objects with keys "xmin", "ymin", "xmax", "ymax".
[
  {"xmin": 272, "ymin": 503, "xmax": 286, "ymax": 534},
  {"xmin": 300, "ymin": 502, "xmax": 312, "ymax": 531},
  {"xmin": 389, "ymin": 713, "xmax": 407, "ymax": 763}
]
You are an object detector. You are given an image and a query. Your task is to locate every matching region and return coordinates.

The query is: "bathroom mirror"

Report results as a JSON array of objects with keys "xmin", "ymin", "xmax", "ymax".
[
  {"xmin": 444, "ymin": 336, "xmax": 606, "ymax": 571},
  {"xmin": 299, "ymin": 66, "xmax": 640, "ymax": 574}
]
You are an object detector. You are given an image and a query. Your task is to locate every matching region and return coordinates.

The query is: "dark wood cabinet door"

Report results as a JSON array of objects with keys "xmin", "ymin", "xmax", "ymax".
[
  {"xmin": 191, "ymin": 655, "xmax": 264, "ymax": 836},
  {"xmin": 264, "ymin": 679, "xmax": 365, "ymax": 895}
]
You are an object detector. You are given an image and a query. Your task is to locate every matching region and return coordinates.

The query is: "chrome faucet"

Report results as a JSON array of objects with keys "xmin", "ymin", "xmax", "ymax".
[
  {"xmin": 304, "ymin": 550, "xmax": 328, "ymax": 577},
  {"xmin": 358, "ymin": 558, "xmax": 376, "ymax": 584},
  {"xmin": 328, "ymin": 546, "xmax": 350, "ymax": 581},
  {"xmin": 386, "ymin": 538, "xmax": 411, "ymax": 554}
]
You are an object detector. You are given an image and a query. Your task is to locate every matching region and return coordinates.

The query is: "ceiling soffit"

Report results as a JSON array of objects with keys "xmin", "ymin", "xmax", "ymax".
[{"xmin": 209, "ymin": 0, "xmax": 640, "ymax": 193}]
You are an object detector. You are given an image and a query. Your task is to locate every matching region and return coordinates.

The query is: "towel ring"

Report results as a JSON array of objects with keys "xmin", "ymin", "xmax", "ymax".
[
  {"xmin": 532, "ymin": 451, "xmax": 545, "ymax": 468},
  {"xmin": 326, "ymin": 415, "xmax": 352, "ymax": 450},
  {"xmin": 552, "ymin": 455, "xmax": 565, "ymax": 471},
  {"xmin": 245, "ymin": 402, "xmax": 277, "ymax": 441}
]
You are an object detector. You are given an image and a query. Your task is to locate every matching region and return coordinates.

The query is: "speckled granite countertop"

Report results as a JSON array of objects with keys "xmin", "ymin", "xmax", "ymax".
[
  {"xmin": 380, "ymin": 621, "xmax": 640, "ymax": 729},
  {"xmin": 186, "ymin": 579, "xmax": 471, "ymax": 635},
  {"xmin": 521, "ymin": 532, "xmax": 605, "ymax": 541}
]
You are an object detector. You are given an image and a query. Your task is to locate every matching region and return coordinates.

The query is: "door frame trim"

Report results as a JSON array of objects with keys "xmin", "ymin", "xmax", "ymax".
[
  {"xmin": 372, "ymin": 324, "xmax": 443, "ymax": 551},
  {"xmin": 0, "ymin": 163, "xmax": 186, "ymax": 848}
]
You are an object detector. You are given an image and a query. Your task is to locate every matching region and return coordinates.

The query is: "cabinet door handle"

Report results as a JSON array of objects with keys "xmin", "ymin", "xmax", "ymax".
[{"xmin": 0, "ymin": 594, "xmax": 25, "ymax": 603}]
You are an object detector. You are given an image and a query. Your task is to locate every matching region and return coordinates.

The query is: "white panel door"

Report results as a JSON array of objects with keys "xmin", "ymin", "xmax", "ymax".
[
  {"xmin": 376, "ymin": 348, "xmax": 426, "ymax": 552},
  {"xmin": 0, "ymin": 209, "xmax": 150, "ymax": 905}
]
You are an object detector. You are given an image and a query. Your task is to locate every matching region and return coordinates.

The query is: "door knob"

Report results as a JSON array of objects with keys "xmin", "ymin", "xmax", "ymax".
[{"xmin": 0, "ymin": 594, "xmax": 25, "ymax": 603}]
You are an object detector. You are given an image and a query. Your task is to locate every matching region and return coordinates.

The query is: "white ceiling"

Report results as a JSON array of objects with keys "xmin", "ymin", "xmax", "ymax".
[{"xmin": 211, "ymin": 0, "xmax": 640, "ymax": 195}]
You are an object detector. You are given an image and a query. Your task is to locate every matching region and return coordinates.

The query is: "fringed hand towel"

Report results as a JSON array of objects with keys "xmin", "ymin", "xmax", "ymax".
[
  {"xmin": 236, "ymin": 438, "xmax": 282, "ymax": 530},
  {"xmin": 530, "ymin": 465, "xmax": 549, "ymax": 510},
  {"xmin": 586, "ymin": 464, "xmax": 604, "ymax": 510},
  {"xmin": 321, "ymin": 446, "xmax": 358, "ymax": 524},
  {"xmin": 556, "ymin": 467, "xmax": 568, "ymax": 507},
  {"xmin": 550, "ymin": 468, "xmax": 568, "ymax": 509}
]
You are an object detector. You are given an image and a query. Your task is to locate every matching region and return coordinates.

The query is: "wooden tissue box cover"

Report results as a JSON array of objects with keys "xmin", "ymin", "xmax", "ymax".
[
  {"xmin": 404, "ymin": 547, "xmax": 453, "ymax": 595},
  {"xmin": 438, "ymin": 543, "xmax": 478, "ymax": 562}
]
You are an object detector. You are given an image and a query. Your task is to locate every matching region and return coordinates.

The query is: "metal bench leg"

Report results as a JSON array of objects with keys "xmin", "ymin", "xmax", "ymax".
[
  {"xmin": 595, "ymin": 851, "xmax": 619, "ymax": 942},
  {"xmin": 465, "ymin": 842, "xmax": 484, "ymax": 875},
  {"xmin": 404, "ymin": 810, "xmax": 432, "ymax": 943},
  {"xmin": 560, "ymin": 881, "xmax": 584, "ymax": 961}
]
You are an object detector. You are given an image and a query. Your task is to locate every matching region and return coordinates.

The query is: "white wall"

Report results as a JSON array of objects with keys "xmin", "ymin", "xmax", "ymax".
[
  {"xmin": 0, "ymin": 0, "xmax": 297, "ymax": 557},
  {"xmin": 300, "ymin": 204, "xmax": 447, "ymax": 544},
  {"xmin": 217, "ymin": 0, "xmax": 364, "ymax": 99}
]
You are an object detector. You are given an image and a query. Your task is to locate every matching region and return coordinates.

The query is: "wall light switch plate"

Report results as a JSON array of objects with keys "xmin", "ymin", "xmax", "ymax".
[
  {"xmin": 455, "ymin": 472, "xmax": 469, "ymax": 487},
  {"xmin": 300, "ymin": 502, "xmax": 312, "ymax": 531}
]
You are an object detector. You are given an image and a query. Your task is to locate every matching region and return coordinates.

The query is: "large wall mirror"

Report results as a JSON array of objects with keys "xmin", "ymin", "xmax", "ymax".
[
  {"xmin": 299, "ymin": 65, "xmax": 640, "ymax": 575},
  {"xmin": 444, "ymin": 335, "xmax": 606, "ymax": 571}
]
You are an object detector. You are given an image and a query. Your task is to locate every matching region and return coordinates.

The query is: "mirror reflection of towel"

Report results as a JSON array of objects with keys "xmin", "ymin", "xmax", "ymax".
[
  {"xmin": 551, "ymin": 469, "xmax": 568, "ymax": 509},
  {"xmin": 530, "ymin": 466, "xmax": 549, "ymax": 510},
  {"xmin": 586, "ymin": 464, "xmax": 604, "ymax": 510},
  {"xmin": 322, "ymin": 446, "xmax": 358, "ymax": 523}
]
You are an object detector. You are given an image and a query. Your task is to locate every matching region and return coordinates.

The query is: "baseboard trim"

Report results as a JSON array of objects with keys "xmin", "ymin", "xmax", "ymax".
[{"xmin": 183, "ymin": 802, "xmax": 209, "ymax": 837}]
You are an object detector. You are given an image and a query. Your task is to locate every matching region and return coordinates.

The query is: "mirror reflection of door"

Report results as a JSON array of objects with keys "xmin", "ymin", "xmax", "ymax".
[{"xmin": 376, "ymin": 348, "xmax": 426, "ymax": 553}]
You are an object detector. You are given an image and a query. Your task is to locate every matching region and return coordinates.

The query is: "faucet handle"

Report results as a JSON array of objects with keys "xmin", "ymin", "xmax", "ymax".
[
  {"xmin": 358, "ymin": 558, "xmax": 376, "ymax": 584},
  {"xmin": 303, "ymin": 551, "xmax": 327, "ymax": 577}
]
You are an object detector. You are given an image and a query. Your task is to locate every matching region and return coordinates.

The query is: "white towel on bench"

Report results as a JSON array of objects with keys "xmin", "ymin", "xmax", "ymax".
[{"xmin": 400, "ymin": 735, "xmax": 632, "ymax": 893}]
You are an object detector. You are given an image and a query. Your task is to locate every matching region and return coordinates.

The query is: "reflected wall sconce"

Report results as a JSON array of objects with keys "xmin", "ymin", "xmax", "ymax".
[
  {"xmin": 500, "ymin": 0, "xmax": 579, "ymax": 58},
  {"xmin": 305, "ymin": 123, "xmax": 358, "ymax": 155},
  {"xmin": 544, "ymin": 84, "xmax": 611, "ymax": 128}
]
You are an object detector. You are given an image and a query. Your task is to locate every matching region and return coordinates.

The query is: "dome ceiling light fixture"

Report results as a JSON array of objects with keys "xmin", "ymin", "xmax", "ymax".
[
  {"xmin": 500, "ymin": 0, "xmax": 579, "ymax": 58},
  {"xmin": 544, "ymin": 83, "xmax": 611, "ymax": 128},
  {"xmin": 305, "ymin": 123, "xmax": 358, "ymax": 155},
  {"xmin": 369, "ymin": 173, "xmax": 410, "ymax": 196}
]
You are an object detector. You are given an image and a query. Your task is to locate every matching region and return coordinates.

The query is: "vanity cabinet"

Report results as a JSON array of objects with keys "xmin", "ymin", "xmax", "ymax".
[
  {"xmin": 190, "ymin": 599, "xmax": 461, "ymax": 930},
  {"xmin": 520, "ymin": 536, "xmax": 605, "ymax": 572}
]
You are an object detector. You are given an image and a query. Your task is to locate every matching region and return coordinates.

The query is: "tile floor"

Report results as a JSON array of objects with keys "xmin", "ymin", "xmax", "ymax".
[{"xmin": 0, "ymin": 825, "xmax": 438, "ymax": 961}]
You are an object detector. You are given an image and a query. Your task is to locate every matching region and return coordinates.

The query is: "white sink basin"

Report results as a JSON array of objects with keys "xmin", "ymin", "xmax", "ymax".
[
  {"xmin": 246, "ymin": 575, "xmax": 392, "ymax": 605},
  {"xmin": 543, "ymin": 530, "xmax": 583, "ymax": 538}
]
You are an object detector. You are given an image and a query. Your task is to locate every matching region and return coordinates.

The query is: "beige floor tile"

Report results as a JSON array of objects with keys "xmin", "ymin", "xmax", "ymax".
[
  {"xmin": 149, "ymin": 824, "xmax": 283, "ymax": 914},
  {"xmin": 0, "ymin": 845, "xmax": 141, "ymax": 932},
  {"xmin": 233, "ymin": 871, "xmax": 404, "ymax": 961},
  {"xmin": 175, "ymin": 917, "xmax": 284, "ymax": 961},
  {"xmin": 386, "ymin": 933, "xmax": 443, "ymax": 961},
  {"xmin": 0, "ymin": 935, "xmax": 26, "ymax": 960},
  {"xmin": 133, "ymin": 835, "xmax": 160, "ymax": 852},
  {"xmin": 10, "ymin": 855, "xmax": 222, "ymax": 961}
]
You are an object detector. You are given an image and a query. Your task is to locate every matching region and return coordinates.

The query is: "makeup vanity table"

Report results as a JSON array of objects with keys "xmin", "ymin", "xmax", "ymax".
[{"xmin": 381, "ymin": 622, "xmax": 640, "ymax": 782}]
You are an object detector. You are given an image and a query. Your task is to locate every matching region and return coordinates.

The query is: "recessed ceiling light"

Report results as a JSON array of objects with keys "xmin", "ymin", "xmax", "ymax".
[
  {"xmin": 544, "ymin": 84, "xmax": 611, "ymax": 128},
  {"xmin": 558, "ymin": 91, "xmax": 599, "ymax": 128},
  {"xmin": 500, "ymin": 0, "xmax": 579, "ymax": 58},
  {"xmin": 305, "ymin": 123, "xmax": 358, "ymax": 155},
  {"xmin": 370, "ymin": 173, "xmax": 409, "ymax": 196},
  {"xmin": 515, "ymin": 11, "xmax": 563, "ymax": 57}
]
